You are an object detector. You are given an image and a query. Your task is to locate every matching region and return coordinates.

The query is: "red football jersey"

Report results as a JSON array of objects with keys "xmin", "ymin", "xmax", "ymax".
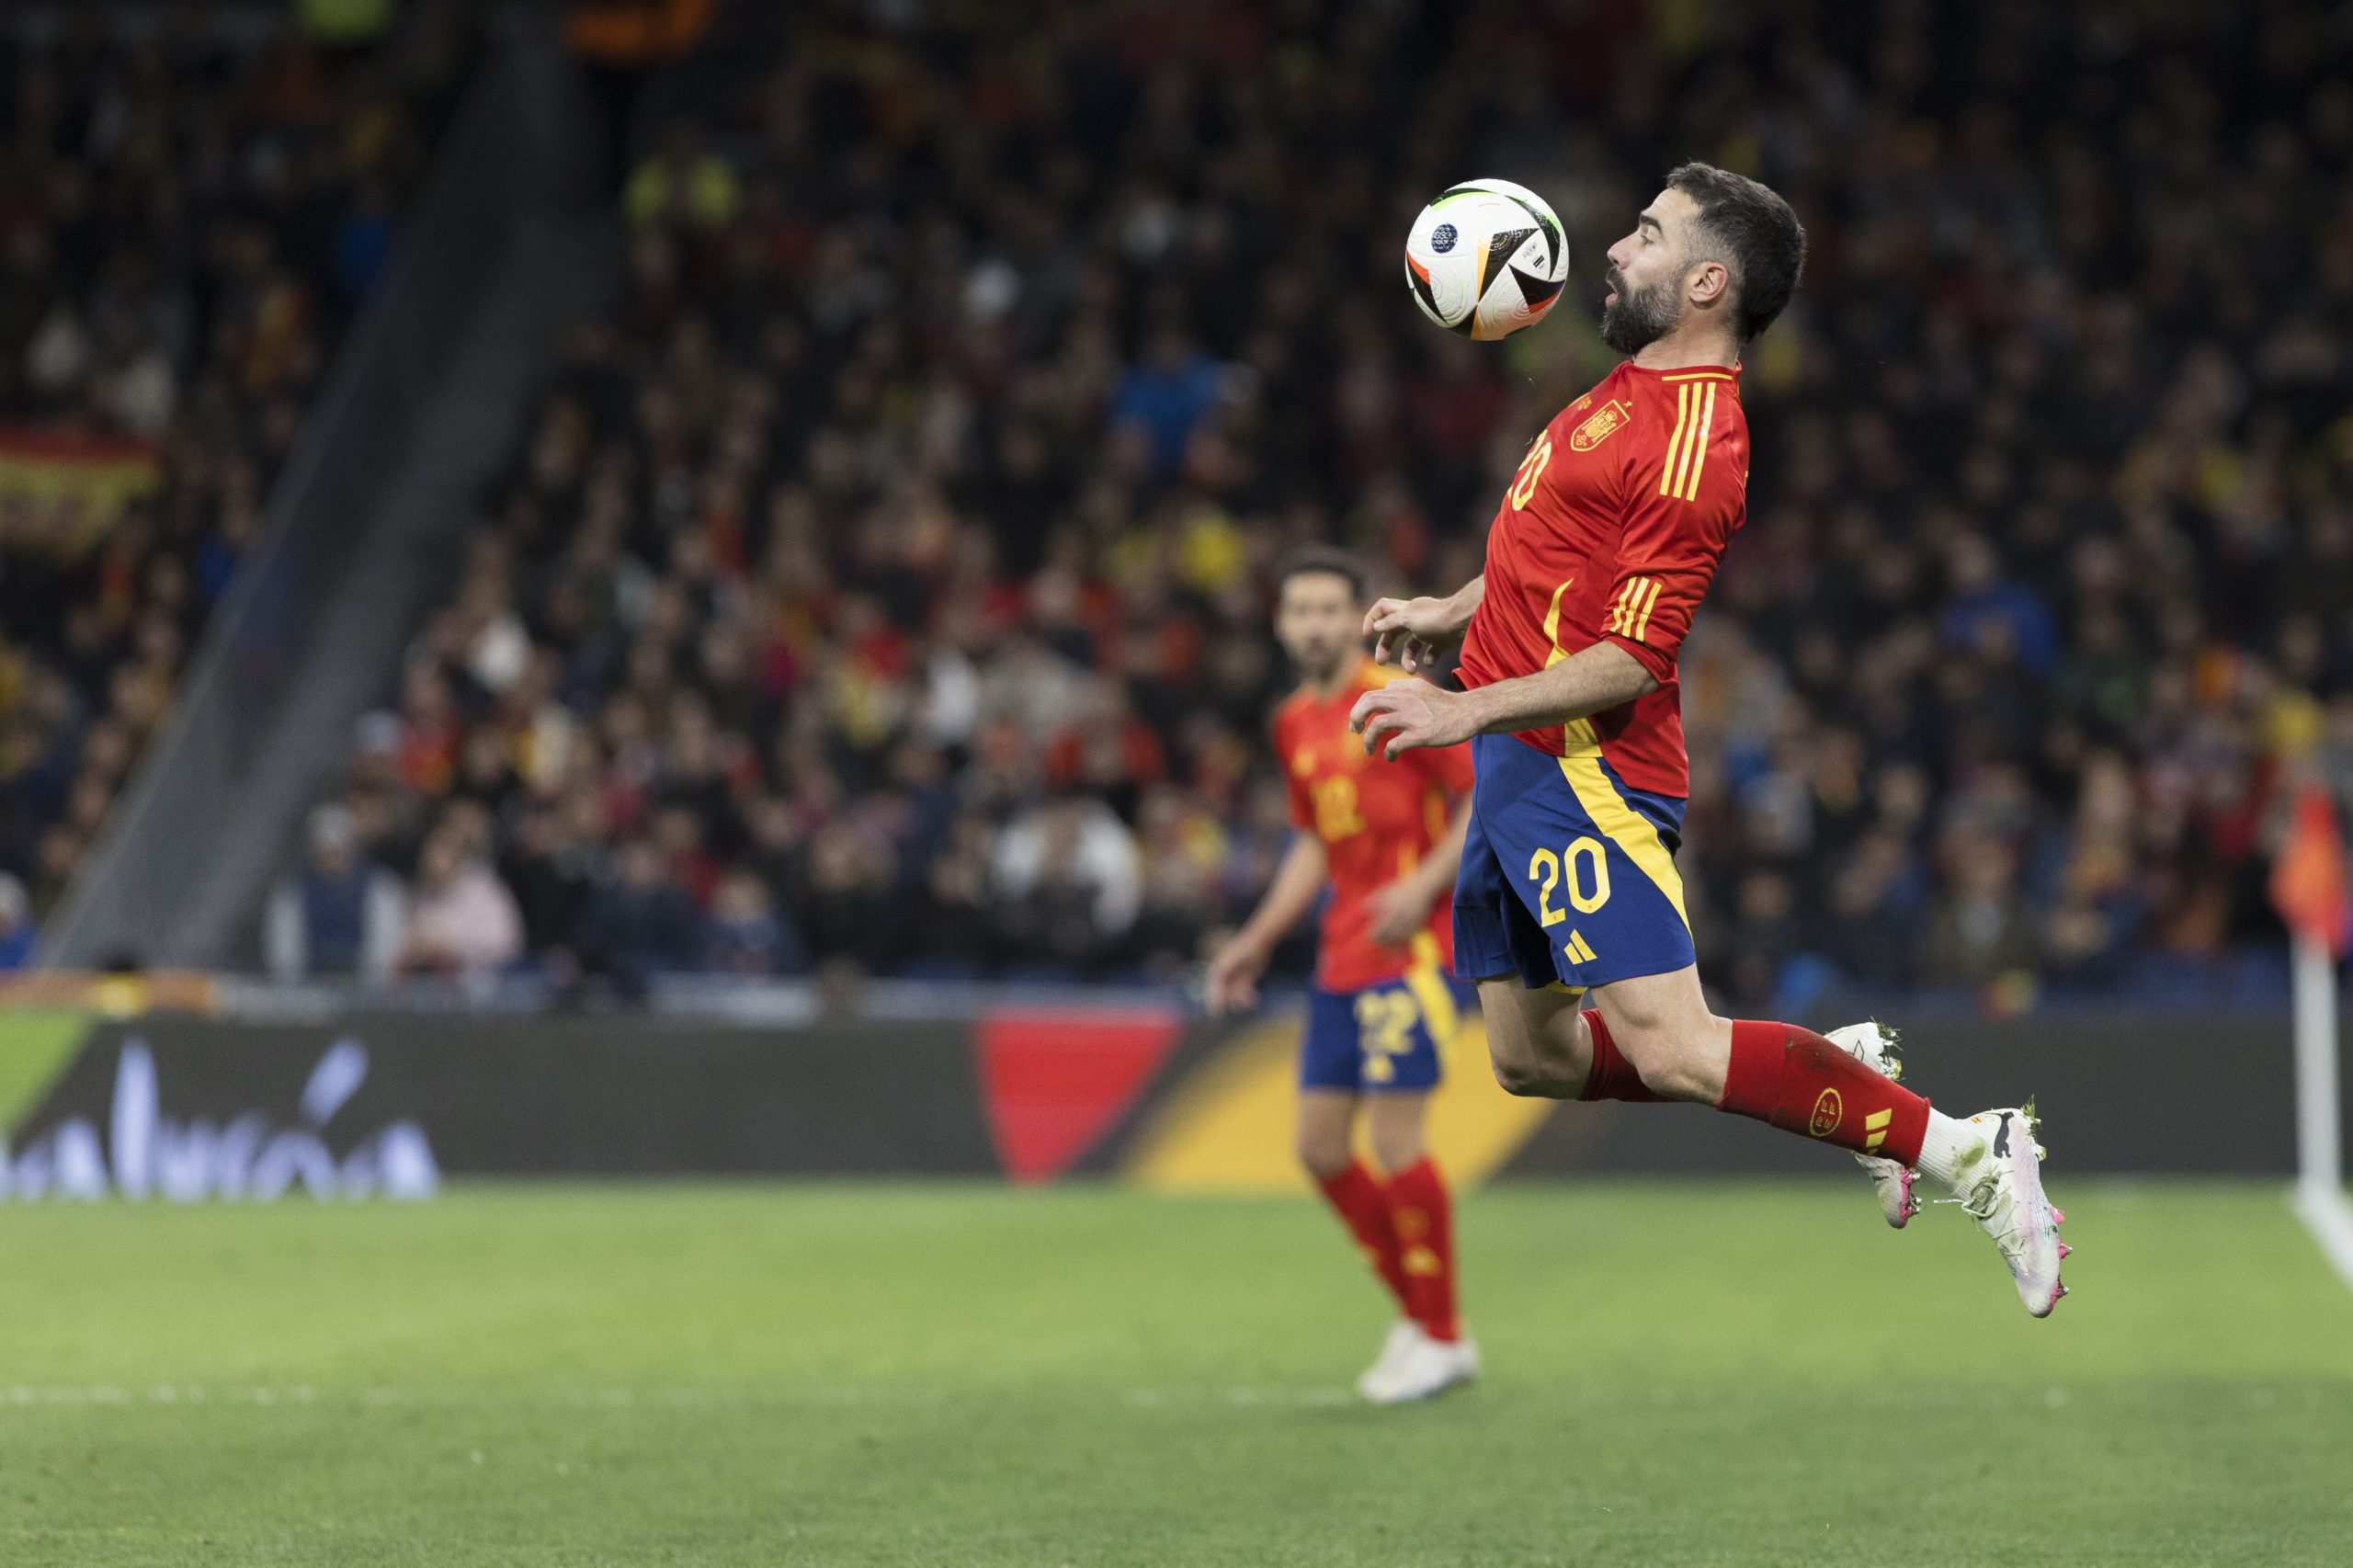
[
  {"xmin": 1455, "ymin": 359, "xmax": 1749, "ymax": 798},
  {"xmin": 1273, "ymin": 661, "xmax": 1474, "ymax": 991}
]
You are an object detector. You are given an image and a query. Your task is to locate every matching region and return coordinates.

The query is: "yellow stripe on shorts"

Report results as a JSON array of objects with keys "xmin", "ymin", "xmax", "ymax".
[
  {"xmin": 1556, "ymin": 719, "xmax": 1688, "ymax": 932},
  {"xmin": 1403, "ymin": 932, "xmax": 1459, "ymax": 1051}
]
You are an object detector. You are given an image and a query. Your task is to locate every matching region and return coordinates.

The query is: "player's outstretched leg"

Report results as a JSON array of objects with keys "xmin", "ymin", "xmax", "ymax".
[
  {"xmin": 1587, "ymin": 1006, "xmax": 1919, "ymax": 1230},
  {"xmin": 1490, "ymin": 971, "xmax": 2069, "ymax": 1316},
  {"xmin": 1714, "ymin": 1010, "xmax": 2068, "ymax": 1313},
  {"xmin": 1824, "ymin": 1021, "xmax": 1919, "ymax": 1228}
]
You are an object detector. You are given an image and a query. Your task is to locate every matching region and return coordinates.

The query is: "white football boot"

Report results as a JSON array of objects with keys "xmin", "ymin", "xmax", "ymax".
[
  {"xmin": 1354, "ymin": 1319, "xmax": 1419, "ymax": 1402},
  {"xmin": 1360, "ymin": 1324, "xmax": 1479, "ymax": 1405},
  {"xmin": 1946, "ymin": 1106, "xmax": 2070, "ymax": 1317},
  {"xmin": 1824, "ymin": 1020, "xmax": 1919, "ymax": 1228}
]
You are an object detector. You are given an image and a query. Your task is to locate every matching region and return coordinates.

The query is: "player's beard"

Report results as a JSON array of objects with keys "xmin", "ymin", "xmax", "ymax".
[
  {"xmin": 1599, "ymin": 267, "xmax": 1681, "ymax": 354},
  {"xmin": 1302, "ymin": 645, "xmax": 1351, "ymax": 687}
]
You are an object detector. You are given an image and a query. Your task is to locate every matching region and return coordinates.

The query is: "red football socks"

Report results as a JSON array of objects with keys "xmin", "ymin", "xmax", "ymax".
[
  {"xmin": 1315, "ymin": 1161, "xmax": 1409, "ymax": 1307},
  {"xmin": 1580, "ymin": 1009, "xmax": 1665, "ymax": 1101},
  {"xmin": 1716, "ymin": 1018, "xmax": 1928, "ymax": 1165},
  {"xmin": 1385, "ymin": 1157, "xmax": 1460, "ymax": 1343}
]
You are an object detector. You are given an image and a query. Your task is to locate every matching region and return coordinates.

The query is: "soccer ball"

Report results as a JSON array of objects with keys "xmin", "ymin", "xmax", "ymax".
[{"xmin": 1403, "ymin": 178, "xmax": 1569, "ymax": 341}]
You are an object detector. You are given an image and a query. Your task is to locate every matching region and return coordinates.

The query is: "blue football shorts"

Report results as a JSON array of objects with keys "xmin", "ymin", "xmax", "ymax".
[
  {"xmin": 1297, "ymin": 938, "xmax": 1469, "ymax": 1093},
  {"xmin": 1452, "ymin": 731, "xmax": 1695, "ymax": 994}
]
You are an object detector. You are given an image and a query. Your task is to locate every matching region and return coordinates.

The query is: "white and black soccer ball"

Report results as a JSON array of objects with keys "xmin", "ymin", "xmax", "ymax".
[{"xmin": 1403, "ymin": 178, "xmax": 1569, "ymax": 341}]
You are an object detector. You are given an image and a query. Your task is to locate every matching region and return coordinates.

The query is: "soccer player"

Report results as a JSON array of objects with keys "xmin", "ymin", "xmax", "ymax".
[
  {"xmin": 1206, "ymin": 549, "xmax": 1481, "ymax": 1402},
  {"xmin": 1349, "ymin": 165, "xmax": 2069, "ymax": 1316}
]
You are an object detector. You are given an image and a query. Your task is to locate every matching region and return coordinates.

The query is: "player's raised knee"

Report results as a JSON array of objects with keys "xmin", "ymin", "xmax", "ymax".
[
  {"xmin": 1482, "ymin": 989, "xmax": 1593, "ymax": 1098},
  {"xmin": 1488, "ymin": 1046, "xmax": 1578, "ymax": 1099},
  {"xmin": 1611, "ymin": 1025, "xmax": 1716, "ymax": 1103},
  {"xmin": 1489, "ymin": 1052, "xmax": 1549, "ymax": 1097}
]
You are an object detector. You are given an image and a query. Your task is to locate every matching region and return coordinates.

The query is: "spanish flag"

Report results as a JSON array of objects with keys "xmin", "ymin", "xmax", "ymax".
[
  {"xmin": 0, "ymin": 426, "xmax": 163, "ymax": 548},
  {"xmin": 2271, "ymin": 783, "xmax": 2352, "ymax": 960}
]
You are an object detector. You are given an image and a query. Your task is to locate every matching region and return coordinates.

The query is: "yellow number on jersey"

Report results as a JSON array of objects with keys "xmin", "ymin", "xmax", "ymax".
[
  {"xmin": 1310, "ymin": 776, "xmax": 1365, "ymax": 841},
  {"xmin": 1509, "ymin": 434, "xmax": 1554, "ymax": 510}
]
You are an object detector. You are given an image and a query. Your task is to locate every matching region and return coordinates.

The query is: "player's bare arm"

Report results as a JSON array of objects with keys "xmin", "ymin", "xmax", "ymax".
[
  {"xmin": 1205, "ymin": 825, "xmax": 1328, "ymax": 1015},
  {"xmin": 1363, "ymin": 576, "xmax": 1483, "ymax": 674},
  {"xmin": 1364, "ymin": 798, "xmax": 1473, "ymax": 946},
  {"xmin": 1348, "ymin": 641, "xmax": 1654, "ymax": 760}
]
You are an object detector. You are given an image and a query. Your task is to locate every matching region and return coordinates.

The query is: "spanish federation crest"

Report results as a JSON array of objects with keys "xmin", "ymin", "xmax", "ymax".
[{"xmin": 1569, "ymin": 398, "xmax": 1631, "ymax": 452}]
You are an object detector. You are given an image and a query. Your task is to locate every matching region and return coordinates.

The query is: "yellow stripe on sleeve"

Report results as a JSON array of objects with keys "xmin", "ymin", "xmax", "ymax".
[
  {"xmin": 1676, "ymin": 381, "xmax": 1718, "ymax": 500},
  {"xmin": 1615, "ymin": 576, "xmax": 1654, "ymax": 639},
  {"xmin": 1630, "ymin": 577, "xmax": 1663, "ymax": 643},
  {"xmin": 1657, "ymin": 383, "xmax": 1690, "ymax": 497}
]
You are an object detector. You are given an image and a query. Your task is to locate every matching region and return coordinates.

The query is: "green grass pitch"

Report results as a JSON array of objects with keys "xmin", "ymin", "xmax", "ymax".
[{"xmin": 1, "ymin": 1180, "xmax": 2347, "ymax": 1565}]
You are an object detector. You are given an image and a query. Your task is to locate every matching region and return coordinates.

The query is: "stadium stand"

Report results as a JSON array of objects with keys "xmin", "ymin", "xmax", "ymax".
[
  {"xmin": 290, "ymin": 1, "xmax": 2353, "ymax": 1007},
  {"xmin": 0, "ymin": 5, "xmax": 472, "ymax": 958}
]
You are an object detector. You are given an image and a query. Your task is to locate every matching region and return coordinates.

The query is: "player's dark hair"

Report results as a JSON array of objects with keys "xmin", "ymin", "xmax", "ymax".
[
  {"xmin": 1665, "ymin": 163, "xmax": 1806, "ymax": 343},
  {"xmin": 1276, "ymin": 546, "xmax": 1369, "ymax": 603}
]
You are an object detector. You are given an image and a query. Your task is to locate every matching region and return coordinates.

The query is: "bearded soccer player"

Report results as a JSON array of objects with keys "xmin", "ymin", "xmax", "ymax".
[
  {"xmin": 1350, "ymin": 164, "xmax": 2068, "ymax": 1317},
  {"xmin": 1207, "ymin": 550, "xmax": 1480, "ymax": 1402}
]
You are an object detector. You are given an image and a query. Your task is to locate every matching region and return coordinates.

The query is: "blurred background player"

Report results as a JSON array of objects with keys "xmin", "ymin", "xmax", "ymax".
[
  {"xmin": 1351, "ymin": 166, "xmax": 2068, "ymax": 1317},
  {"xmin": 1206, "ymin": 549, "xmax": 1477, "ymax": 1403}
]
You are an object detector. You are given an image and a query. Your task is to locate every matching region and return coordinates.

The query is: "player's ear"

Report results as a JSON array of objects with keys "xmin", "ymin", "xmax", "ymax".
[{"xmin": 1685, "ymin": 258, "xmax": 1731, "ymax": 309}]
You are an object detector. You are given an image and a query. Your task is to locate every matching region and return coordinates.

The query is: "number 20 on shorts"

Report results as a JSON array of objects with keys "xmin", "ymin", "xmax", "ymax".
[{"xmin": 1527, "ymin": 837, "xmax": 1610, "ymax": 926}]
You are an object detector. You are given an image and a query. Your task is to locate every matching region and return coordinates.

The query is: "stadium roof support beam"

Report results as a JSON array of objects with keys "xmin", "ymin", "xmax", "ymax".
[{"xmin": 40, "ymin": 6, "xmax": 620, "ymax": 971}]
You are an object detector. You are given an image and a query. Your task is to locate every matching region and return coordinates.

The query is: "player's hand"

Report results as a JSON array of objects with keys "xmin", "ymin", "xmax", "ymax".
[
  {"xmin": 1364, "ymin": 876, "xmax": 1434, "ymax": 948},
  {"xmin": 1364, "ymin": 596, "xmax": 1468, "ymax": 674},
  {"xmin": 1204, "ymin": 934, "xmax": 1268, "ymax": 1016},
  {"xmin": 1349, "ymin": 678, "xmax": 1476, "ymax": 760}
]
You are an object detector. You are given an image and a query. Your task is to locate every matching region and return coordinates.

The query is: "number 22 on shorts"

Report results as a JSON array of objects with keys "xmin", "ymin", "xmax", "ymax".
[{"xmin": 1353, "ymin": 989, "xmax": 1418, "ymax": 1084}]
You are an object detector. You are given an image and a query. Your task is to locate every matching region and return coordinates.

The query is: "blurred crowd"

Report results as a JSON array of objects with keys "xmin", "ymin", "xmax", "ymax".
[
  {"xmin": 285, "ymin": 0, "xmax": 2353, "ymax": 1009},
  {"xmin": 0, "ymin": 6, "xmax": 472, "ymax": 963}
]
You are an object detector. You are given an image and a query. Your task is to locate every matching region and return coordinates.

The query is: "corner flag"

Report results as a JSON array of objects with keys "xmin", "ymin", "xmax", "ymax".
[{"xmin": 2271, "ymin": 783, "xmax": 2352, "ymax": 960}]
